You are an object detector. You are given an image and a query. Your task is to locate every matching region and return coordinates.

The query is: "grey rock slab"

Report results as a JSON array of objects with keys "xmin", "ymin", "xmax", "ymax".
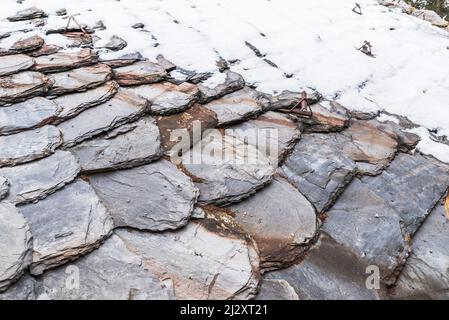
[
  {"xmin": 27, "ymin": 44, "xmax": 61, "ymax": 58},
  {"xmin": 230, "ymin": 176, "xmax": 318, "ymax": 271},
  {"xmin": 198, "ymin": 70, "xmax": 245, "ymax": 103},
  {"xmin": 323, "ymin": 153, "xmax": 449, "ymax": 284},
  {"xmin": 0, "ymin": 71, "xmax": 53, "ymax": 106},
  {"xmin": 412, "ymin": 9, "xmax": 449, "ymax": 27},
  {"xmin": 47, "ymin": 64, "xmax": 112, "ymax": 96},
  {"xmin": 7, "ymin": 7, "xmax": 48, "ymax": 21},
  {"xmin": 228, "ymin": 111, "xmax": 301, "ymax": 166},
  {"xmin": 203, "ymin": 87, "xmax": 268, "ymax": 126},
  {"xmin": 0, "ymin": 202, "xmax": 32, "ymax": 292},
  {"xmin": 393, "ymin": 202, "xmax": 449, "ymax": 299},
  {"xmin": 268, "ymin": 89, "xmax": 321, "ymax": 110},
  {"xmin": 0, "ymin": 274, "xmax": 43, "ymax": 300},
  {"xmin": 304, "ymin": 101, "xmax": 350, "ymax": 133},
  {"xmin": 0, "ymin": 176, "xmax": 8, "ymax": 200},
  {"xmin": 88, "ymin": 159, "xmax": 199, "ymax": 231},
  {"xmin": 95, "ymin": 35, "xmax": 127, "ymax": 51},
  {"xmin": 115, "ymin": 213, "xmax": 260, "ymax": 300},
  {"xmin": 99, "ymin": 52, "xmax": 144, "ymax": 68},
  {"xmin": 10, "ymin": 35, "xmax": 44, "ymax": 53},
  {"xmin": 0, "ymin": 97, "xmax": 61, "ymax": 135},
  {"xmin": 256, "ymin": 279, "xmax": 299, "ymax": 300},
  {"xmin": 0, "ymin": 54, "xmax": 34, "ymax": 76},
  {"xmin": 0, "ymin": 150, "xmax": 80, "ymax": 205},
  {"xmin": 124, "ymin": 81, "xmax": 199, "ymax": 115},
  {"xmin": 34, "ymin": 235, "xmax": 172, "ymax": 300},
  {"xmin": 32, "ymin": 49, "xmax": 98, "ymax": 73},
  {"xmin": 57, "ymin": 88, "xmax": 149, "ymax": 148},
  {"xmin": 113, "ymin": 61, "xmax": 167, "ymax": 86},
  {"xmin": 53, "ymin": 81, "xmax": 118, "ymax": 122},
  {"xmin": 280, "ymin": 133, "xmax": 358, "ymax": 213},
  {"xmin": 181, "ymin": 130, "xmax": 276, "ymax": 206},
  {"xmin": 69, "ymin": 116, "xmax": 161, "ymax": 173},
  {"xmin": 19, "ymin": 179, "xmax": 114, "ymax": 275},
  {"xmin": 0, "ymin": 125, "xmax": 62, "ymax": 167},
  {"xmin": 266, "ymin": 233, "xmax": 383, "ymax": 300}
]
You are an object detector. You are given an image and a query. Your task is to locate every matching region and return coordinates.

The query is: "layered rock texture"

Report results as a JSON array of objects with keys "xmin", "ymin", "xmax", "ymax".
[{"xmin": 1, "ymin": 6, "xmax": 449, "ymax": 300}]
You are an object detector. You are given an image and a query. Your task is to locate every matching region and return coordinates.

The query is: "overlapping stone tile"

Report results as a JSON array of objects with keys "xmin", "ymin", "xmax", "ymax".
[
  {"xmin": 99, "ymin": 52, "xmax": 144, "ymax": 68},
  {"xmin": 0, "ymin": 71, "xmax": 53, "ymax": 106},
  {"xmin": 0, "ymin": 54, "xmax": 34, "ymax": 76},
  {"xmin": 228, "ymin": 111, "xmax": 301, "ymax": 166},
  {"xmin": 0, "ymin": 202, "xmax": 32, "ymax": 292},
  {"xmin": 268, "ymin": 89, "xmax": 321, "ymax": 110},
  {"xmin": 7, "ymin": 7, "xmax": 47, "ymax": 22},
  {"xmin": 113, "ymin": 61, "xmax": 167, "ymax": 86},
  {"xmin": 203, "ymin": 87, "xmax": 269, "ymax": 126},
  {"xmin": 230, "ymin": 176, "xmax": 318, "ymax": 271},
  {"xmin": 115, "ymin": 210, "xmax": 260, "ymax": 299},
  {"xmin": 88, "ymin": 159, "xmax": 198, "ymax": 231},
  {"xmin": 57, "ymin": 88, "xmax": 149, "ymax": 148},
  {"xmin": 69, "ymin": 117, "xmax": 161, "ymax": 173},
  {"xmin": 318, "ymin": 153, "xmax": 449, "ymax": 289},
  {"xmin": 198, "ymin": 70, "xmax": 245, "ymax": 103},
  {"xmin": 10, "ymin": 35, "xmax": 44, "ymax": 53},
  {"xmin": 0, "ymin": 151, "xmax": 80, "ymax": 205},
  {"xmin": 181, "ymin": 130, "xmax": 275, "ymax": 206},
  {"xmin": 0, "ymin": 176, "xmax": 8, "ymax": 200},
  {"xmin": 304, "ymin": 101, "xmax": 350, "ymax": 133},
  {"xmin": 124, "ymin": 81, "xmax": 199, "ymax": 115},
  {"xmin": 53, "ymin": 81, "xmax": 118, "ymax": 121},
  {"xmin": 32, "ymin": 49, "xmax": 98, "ymax": 73},
  {"xmin": 0, "ymin": 97, "xmax": 61, "ymax": 135},
  {"xmin": 27, "ymin": 44, "xmax": 61, "ymax": 58},
  {"xmin": 0, "ymin": 125, "xmax": 62, "ymax": 167},
  {"xmin": 19, "ymin": 179, "xmax": 114, "ymax": 275},
  {"xmin": 392, "ymin": 202, "xmax": 449, "ymax": 299},
  {"xmin": 156, "ymin": 104, "xmax": 218, "ymax": 152},
  {"xmin": 47, "ymin": 64, "xmax": 112, "ymax": 96}
]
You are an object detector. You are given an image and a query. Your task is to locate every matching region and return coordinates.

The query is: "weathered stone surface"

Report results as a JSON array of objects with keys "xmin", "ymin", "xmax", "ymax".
[
  {"xmin": 7, "ymin": 7, "xmax": 48, "ymax": 22},
  {"xmin": 280, "ymin": 118, "xmax": 417, "ymax": 212},
  {"xmin": 124, "ymin": 82, "xmax": 199, "ymax": 115},
  {"xmin": 0, "ymin": 176, "xmax": 8, "ymax": 200},
  {"xmin": 32, "ymin": 49, "xmax": 98, "ymax": 73},
  {"xmin": 156, "ymin": 104, "xmax": 218, "ymax": 152},
  {"xmin": 10, "ymin": 35, "xmax": 44, "ymax": 53},
  {"xmin": 266, "ymin": 233, "xmax": 384, "ymax": 300},
  {"xmin": 96, "ymin": 35, "xmax": 127, "ymax": 51},
  {"xmin": 0, "ymin": 97, "xmax": 61, "ymax": 135},
  {"xmin": 268, "ymin": 89, "xmax": 321, "ymax": 110},
  {"xmin": 69, "ymin": 117, "xmax": 161, "ymax": 173},
  {"xmin": 0, "ymin": 151, "xmax": 80, "ymax": 205},
  {"xmin": 393, "ymin": 201, "xmax": 449, "ymax": 299},
  {"xmin": 203, "ymin": 87, "xmax": 268, "ymax": 126},
  {"xmin": 19, "ymin": 179, "xmax": 113, "ymax": 275},
  {"xmin": 113, "ymin": 61, "xmax": 167, "ymax": 86},
  {"xmin": 0, "ymin": 125, "xmax": 62, "ymax": 167},
  {"xmin": 0, "ymin": 71, "xmax": 53, "ymax": 105},
  {"xmin": 280, "ymin": 133, "xmax": 357, "ymax": 213},
  {"xmin": 322, "ymin": 153, "xmax": 449, "ymax": 285},
  {"xmin": 47, "ymin": 64, "xmax": 112, "ymax": 96},
  {"xmin": 304, "ymin": 101, "xmax": 350, "ymax": 132},
  {"xmin": 230, "ymin": 176, "xmax": 318, "ymax": 271},
  {"xmin": 27, "ymin": 235, "xmax": 172, "ymax": 300},
  {"xmin": 198, "ymin": 71, "xmax": 245, "ymax": 103},
  {"xmin": 156, "ymin": 55, "xmax": 176, "ymax": 72},
  {"xmin": 0, "ymin": 274, "xmax": 42, "ymax": 300},
  {"xmin": 228, "ymin": 111, "xmax": 301, "ymax": 166},
  {"xmin": 99, "ymin": 52, "xmax": 144, "ymax": 68},
  {"xmin": 63, "ymin": 32, "xmax": 95, "ymax": 49},
  {"xmin": 0, "ymin": 202, "xmax": 32, "ymax": 292},
  {"xmin": 181, "ymin": 131, "xmax": 275, "ymax": 206},
  {"xmin": 256, "ymin": 279, "xmax": 299, "ymax": 300},
  {"xmin": 412, "ymin": 9, "xmax": 449, "ymax": 28},
  {"xmin": 0, "ymin": 54, "xmax": 34, "ymax": 76},
  {"xmin": 27, "ymin": 44, "xmax": 61, "ymax": 58},
  {"xmin": 88, "ymin": 159, "xmax": 198, "ymax": 231},
  {"xmin": 115, "ymin": 211, "xmax": 260, "ymax": 299},
  {"xmin": 53, "ymin": 81, "xmax": 118, "ymax": 121},
  {"xmin": 58, "ymin": 89, "xmax": 149, "ymax": 148}
]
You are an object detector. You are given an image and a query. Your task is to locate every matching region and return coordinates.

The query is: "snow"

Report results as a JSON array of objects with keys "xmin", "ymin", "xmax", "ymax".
[{"xmin": 1, "ymin": 0, "xmax": 449, "ymax": 162}]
